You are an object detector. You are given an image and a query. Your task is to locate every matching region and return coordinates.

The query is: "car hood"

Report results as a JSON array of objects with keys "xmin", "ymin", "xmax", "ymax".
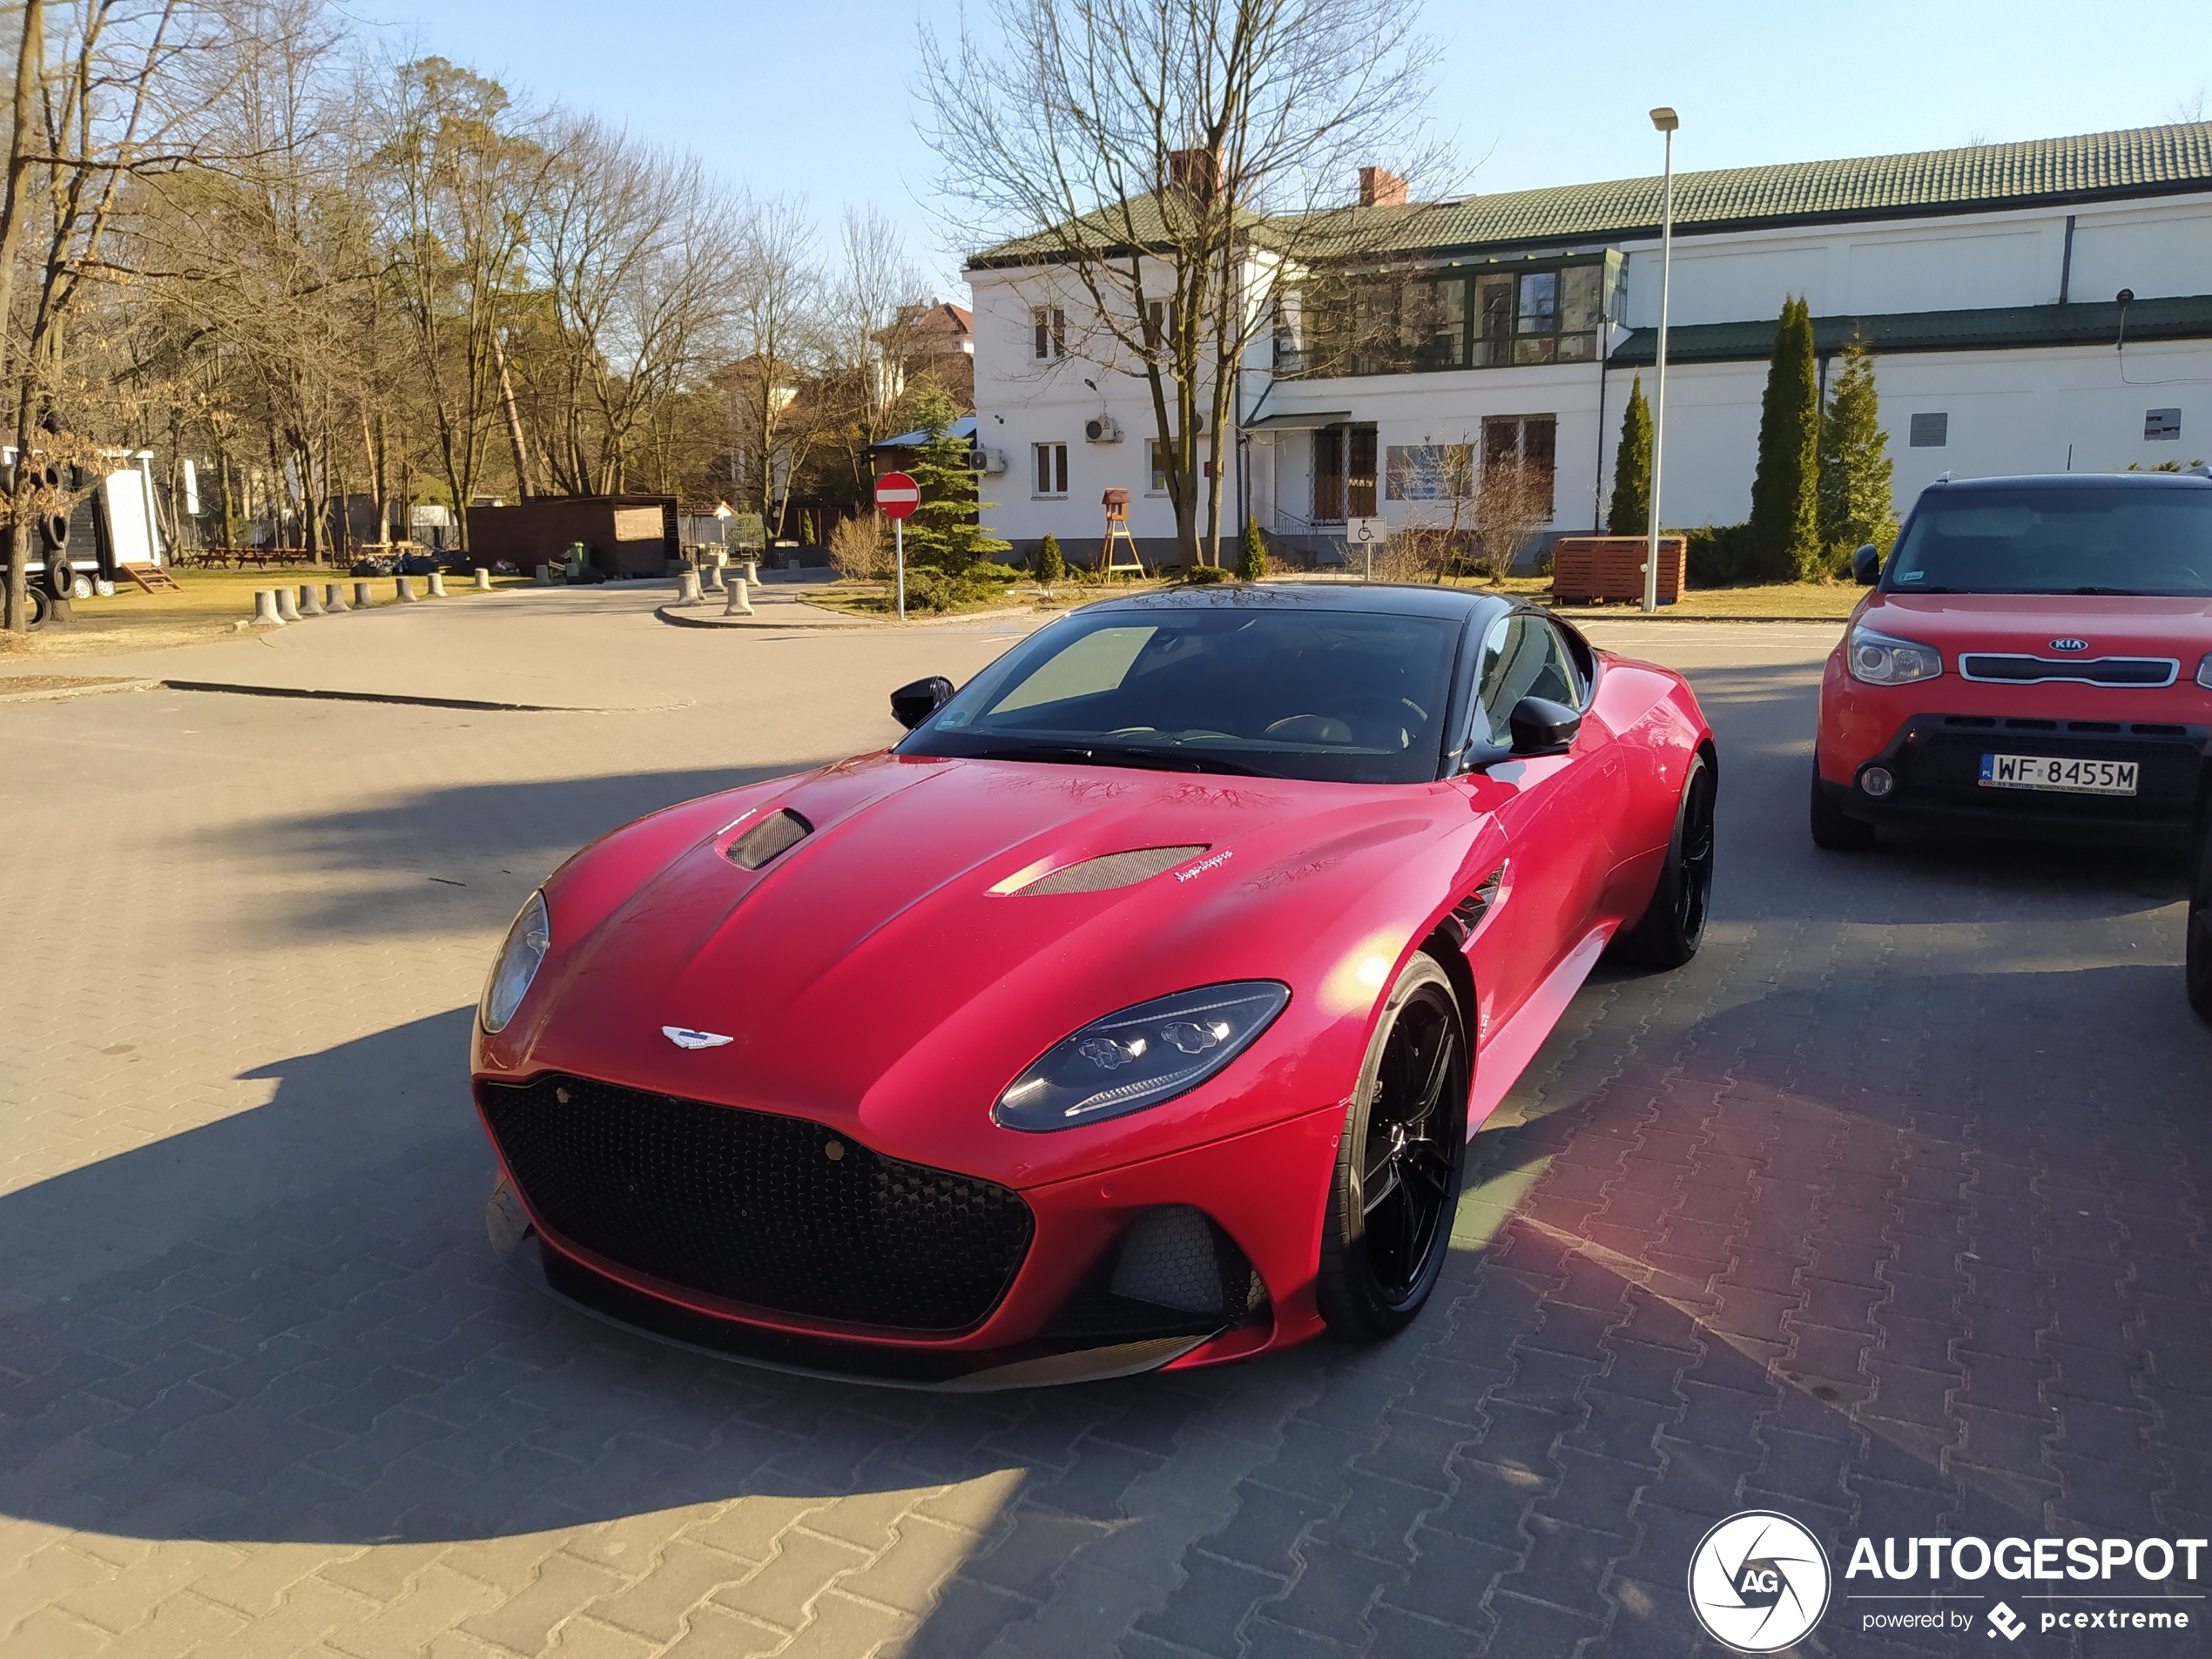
[
  {"xmin": 1864, "ymin": 591, "xmax": 2212, "ymax": 658},
  {"xmin": 486, "ymin": 750, "xmax": 1473, "ymax": 1181}
]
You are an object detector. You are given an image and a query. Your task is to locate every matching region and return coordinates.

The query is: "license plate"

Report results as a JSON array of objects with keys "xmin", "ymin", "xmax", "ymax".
[{"xmin": 1979, "ymin": 753, "xmax": 2138, "ymax": 795}]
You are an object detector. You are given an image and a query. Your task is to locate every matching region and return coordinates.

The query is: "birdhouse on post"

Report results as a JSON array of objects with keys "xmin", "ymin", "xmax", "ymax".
[{"xmin": 1099, "ymin": 488, "xmax": 1145, "ymax": 576}]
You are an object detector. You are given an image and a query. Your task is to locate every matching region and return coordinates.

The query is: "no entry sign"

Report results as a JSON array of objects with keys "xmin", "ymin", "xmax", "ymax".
[{"xmin": 875, "ymin": 472, "xmax": 920, "ymax": 520}]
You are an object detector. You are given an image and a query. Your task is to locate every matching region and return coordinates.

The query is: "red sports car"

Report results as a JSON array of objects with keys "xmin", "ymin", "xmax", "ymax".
[
  {"xmin": 472, "ymin": 585, "xmax": 1717, "ymax": 1387},
  {"xmin": 1813, "ymin": 471, "xmax": 2212, "ymax": 851}
]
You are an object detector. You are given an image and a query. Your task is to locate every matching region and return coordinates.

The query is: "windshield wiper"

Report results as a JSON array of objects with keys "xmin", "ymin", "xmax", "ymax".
[
  {"xmin": 2067, "ymin": 585, "xmax": 2148, "ymax": 596},
  {"xmin": 965, "ymin": 742, "xmax": 1261, "ymax": 776}
]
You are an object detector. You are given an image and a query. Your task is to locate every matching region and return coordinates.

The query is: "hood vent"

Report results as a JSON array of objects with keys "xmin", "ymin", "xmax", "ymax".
[
  {"xmin": 1007, "ymin": 845, "xmax": 1207, "ymax": 896},
  {"xmin": 726, "ymin": 809, "xmax": 813, "ymax": 870}
]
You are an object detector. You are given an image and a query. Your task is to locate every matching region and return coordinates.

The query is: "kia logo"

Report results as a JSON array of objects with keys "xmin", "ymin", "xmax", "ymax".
[{"xmin": 2049, "ymin": 637, "xmax": 2089, "ymax": 652}]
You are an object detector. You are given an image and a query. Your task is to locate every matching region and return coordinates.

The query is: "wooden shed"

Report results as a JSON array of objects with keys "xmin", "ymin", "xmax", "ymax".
[{"xmin": 1549, "ymin": 536, "xmax": 1687, "ymax": 605}]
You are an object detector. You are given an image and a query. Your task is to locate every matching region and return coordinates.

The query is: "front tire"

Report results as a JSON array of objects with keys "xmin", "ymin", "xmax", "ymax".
[
  {"xmin": 1318, "ymin": 954, "xmax": 1468, "ymax": 1341},
  {"xmin": 2188, "ymin": 801, "xmax": 2212, "ymax": 1025},
  {"xmin": 1810, "ymin": 761, "xmax": 1876, "ymax": 851},
  {"xmin": 1617, "ymin": 752, "xmax": 1716, "ymax": 969}
]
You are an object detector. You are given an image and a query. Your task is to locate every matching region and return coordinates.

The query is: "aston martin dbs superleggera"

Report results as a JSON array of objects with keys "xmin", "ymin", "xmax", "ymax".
[{"xmin": 473, "ymin": 583, "xmax": 1717, "ymax": 1387}]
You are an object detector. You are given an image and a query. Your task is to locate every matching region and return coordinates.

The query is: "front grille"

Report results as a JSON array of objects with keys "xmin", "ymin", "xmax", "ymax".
[
  {"xmin": 1959, "ymin": 654, "xmax": 2178, "ymax": 686},
  {"xmin": 481, "ymin": 1074, "xmax": 1034, "ymax": 1332}
]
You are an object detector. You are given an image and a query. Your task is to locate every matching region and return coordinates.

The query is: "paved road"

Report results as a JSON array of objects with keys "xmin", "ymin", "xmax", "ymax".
[{"xmin": 0, "ymin": 597, "xmax": 2204, "ymax": 1657}]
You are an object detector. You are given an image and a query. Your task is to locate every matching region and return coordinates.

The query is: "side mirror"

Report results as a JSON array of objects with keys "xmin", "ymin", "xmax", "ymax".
[
  {"xmin": 890, "ymin": 675, "xmax": 955, "ymax": 730},
  {"xmin": 1507, "ymin": 695, "xmax": 1581, "ymax": 757},
  {"xmin": 1851, "ymin": 543, "xmax": 1881, "ymax": 586}
]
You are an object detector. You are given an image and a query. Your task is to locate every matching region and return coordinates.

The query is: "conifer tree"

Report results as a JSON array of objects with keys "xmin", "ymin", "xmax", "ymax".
[
  {"xmin": 1035, "ymin": 531, "xmax": 1065, "ymax": 583},
  {"xmin": 1237, "ymin": 516, "xmax": 1268, "ymax": 581},
  {"xmin": 1607, "ymin": 374, "xmax": 1653, "ymax": 536},
  {"xmin": 1816, "ymin": 339, "xmax": 1898, "ymax": 563},
  {"xmin": 1748, "ymin": 296, "xmax": 1821, "ymax": 578},
  {"xmin": 900, "ymin": 384, "xmax": 1010, "ymax": 574}
]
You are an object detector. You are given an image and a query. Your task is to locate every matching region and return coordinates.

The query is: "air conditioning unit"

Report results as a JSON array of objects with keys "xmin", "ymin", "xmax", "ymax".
[
  {"xmin": 1084, "ymin": 415, "xmax": 1123, "ymax": 443},
  {"xmin": 970, "ymin": 446, "xmax": 1008, "ymax": 475}
]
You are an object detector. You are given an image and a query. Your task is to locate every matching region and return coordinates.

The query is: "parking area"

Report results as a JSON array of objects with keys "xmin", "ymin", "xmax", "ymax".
[{"xmin": 0, "ymin": 593, "xmax": 2205, "ymax": 1657}]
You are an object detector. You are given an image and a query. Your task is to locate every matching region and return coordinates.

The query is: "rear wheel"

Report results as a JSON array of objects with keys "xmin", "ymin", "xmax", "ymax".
[
  {"xmin": 1810, "ymin": 760, "xmax": 1876, "ymax": 851},
  {"xmin": 1318, "ymin": 955, "xmax": 1468, "ymax": 1341},
  {"xmin": 1618, "ymin": 753, "xmax": 1716, "ymax": 969},
  {"xmin": 2188, "ymin": 800, "xmax": 2212, "ymax": 1025}
]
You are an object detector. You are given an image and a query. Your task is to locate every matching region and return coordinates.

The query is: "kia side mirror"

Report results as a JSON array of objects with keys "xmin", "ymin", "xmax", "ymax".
[
  {"xmin": 1852, "ymin": 543, "xmax": 1881, "ymax": 585},
  {"xmin": 1507, "ymin": 696, "xmax": 1581, "ymax": 757},
  {"xmin": 890, "ymin": 676, "xmax": 955, "ymax": 730}
]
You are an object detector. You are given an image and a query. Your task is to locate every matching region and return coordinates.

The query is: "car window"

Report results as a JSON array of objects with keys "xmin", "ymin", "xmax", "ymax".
[
  {"xmin": 1474, "ymin": 616, "xmax": 1581, "ymax": 747},
  {"xmin": 905, "ymin": 606, "xmax": 1463, "ymax": 784},
  {"xmin": 1884, "ymin": 486, "xmax": 2212, "ymax": 595}
]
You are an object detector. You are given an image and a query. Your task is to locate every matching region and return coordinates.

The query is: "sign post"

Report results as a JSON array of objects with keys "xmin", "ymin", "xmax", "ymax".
[
  {"xmin": 874, "ymin": 471, "xmax": 920, "ymax": 620},
  {"xmin": 1345, "ymin": 516, "xmax": 1387, "ymax": 582}
]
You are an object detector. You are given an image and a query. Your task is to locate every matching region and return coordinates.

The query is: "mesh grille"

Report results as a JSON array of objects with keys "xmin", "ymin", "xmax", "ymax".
[
  {"xmin": 1959, "ymin": 654, "xmax": 2177, "ymax": 686},
  {"xmin": 481, "ymin": 1074, "xmax": 1034, "ymax": 1332}
]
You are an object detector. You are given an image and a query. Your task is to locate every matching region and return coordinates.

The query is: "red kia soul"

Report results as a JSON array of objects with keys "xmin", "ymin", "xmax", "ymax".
[{"xmin": 1812, "ymin": 471, "xmax": 2212, "ymax": 852}]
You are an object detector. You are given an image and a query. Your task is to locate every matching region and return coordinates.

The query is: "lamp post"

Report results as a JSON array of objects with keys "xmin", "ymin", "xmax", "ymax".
[{"xmin": 1644, "ymin": 106, "xmax": 1678, "ymax": 615}]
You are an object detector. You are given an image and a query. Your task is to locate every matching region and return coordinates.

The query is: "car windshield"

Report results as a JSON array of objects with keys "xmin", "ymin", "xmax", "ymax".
[
  {"xmin": 1884, "ymin": 485, "xmax": 2212, "ymax": 596},
  {"xmin": 898, "ymin": 605, "xmax": 1463, "ymax": 784}
]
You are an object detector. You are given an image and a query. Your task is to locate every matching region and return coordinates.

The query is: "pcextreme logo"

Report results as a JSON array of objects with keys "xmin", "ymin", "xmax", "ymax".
[{"xmin": 1687, "ymin": 1511, "xmax": 1832, "ymax": 1652}]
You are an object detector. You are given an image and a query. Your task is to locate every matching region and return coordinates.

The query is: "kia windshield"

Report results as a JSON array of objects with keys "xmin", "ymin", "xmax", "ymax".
[
  {"xmin": 898, "ymin": 606, "xmax": 1463, "ymax": 785},
  {"xmin": 1883, "ymin": 484, "xmax": 2212, "ymax": 597}
]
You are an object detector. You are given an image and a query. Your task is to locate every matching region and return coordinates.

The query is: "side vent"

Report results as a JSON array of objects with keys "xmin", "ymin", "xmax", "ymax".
[
  {"xmin": 1006, "ymin": 845, "xmax": 1207, "ymax": 895},
  {"xmin": 726, "ymin": 809, "xmax": 813, "ymax": 871},
  {"xmin": 1444, "ymin": 864, "xmax": 1507, "ymax": 945}
]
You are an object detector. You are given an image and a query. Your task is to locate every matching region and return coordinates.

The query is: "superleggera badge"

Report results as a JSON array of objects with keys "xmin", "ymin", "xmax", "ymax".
[
  {"xmin": 662, "ymin": 1025, "xmax": 733, "ymax": 1050},
  {"xmin": 1175, "ymin": 850, "xmax": 1233, "ymax": 883}
]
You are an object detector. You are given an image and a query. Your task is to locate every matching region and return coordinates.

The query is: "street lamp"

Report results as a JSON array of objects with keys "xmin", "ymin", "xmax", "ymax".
[{"xmin": 1644, "ymin": 106, "xmax": 1678, "ymax": 615}]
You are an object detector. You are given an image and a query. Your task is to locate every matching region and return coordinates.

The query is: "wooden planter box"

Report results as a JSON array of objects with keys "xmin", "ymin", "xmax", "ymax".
[{"xmin": 1550, "ymin": 536, "xmax": 1686, "ymax": 604}]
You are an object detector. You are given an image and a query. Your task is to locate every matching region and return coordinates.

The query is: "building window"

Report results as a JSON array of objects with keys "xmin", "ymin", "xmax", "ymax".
[
  {"xmin": 1150, "ymin": 440, "xmax": 1170, "ymax": 494},
  {"xmin": 1909, "ymin": 412, "xmax": 1948, "ymax": 448},
  {"xmin": 1298, "ymin": 260, "xmax": 1606, "ymax": 378},
  {"xmin": 2147, "ymin": 408, "xmax": 2182, "ymax": 441},
  {"xmin": 1033, "ymin": 442, "xmax": 1068, "ymax": 496},
  {"xmin": 1313, "ymin": 424, "xmax": 1378, "ymax": 523},
  {"xmin": 1481, "ymin": 415, "xmax": 1557, "ymax": 515},
  {"xmin": 1032, "ymin": 307, "xmax": 1066, "ymax": 361}
]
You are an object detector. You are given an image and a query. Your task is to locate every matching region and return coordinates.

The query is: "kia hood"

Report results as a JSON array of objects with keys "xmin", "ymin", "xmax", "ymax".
[{"xmin": 1865, "ymin": 591, "xmax": 2212, "ymax": 658}]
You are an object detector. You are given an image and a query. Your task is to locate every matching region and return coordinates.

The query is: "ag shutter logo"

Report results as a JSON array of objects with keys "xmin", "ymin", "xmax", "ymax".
[{"xmin": 1688, "ymin": 1510, "xmax": 1832, "ymax": 1652}]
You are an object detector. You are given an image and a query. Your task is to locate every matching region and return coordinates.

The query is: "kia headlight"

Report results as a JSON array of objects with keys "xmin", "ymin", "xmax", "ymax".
[
  {"xmin": 480, "ymin": 890, "xmax": 550, "ymax": 1034},
  {"xmin": 995, "ymin": 981, "xmax": 1290, "ymax": 1132},
  {"xmin": 1847, "ymin": 624, "xmax": 1943, "ymax": 685}
]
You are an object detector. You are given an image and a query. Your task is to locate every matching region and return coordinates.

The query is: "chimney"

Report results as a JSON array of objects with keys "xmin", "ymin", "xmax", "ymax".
[
  {"xmin": 1359, "ymin": 166, "xmax": 1408, "ymax": 207},
  {"xmin": 1169, "ymin": 147, "xmax": 1221, "ymax": 199}
]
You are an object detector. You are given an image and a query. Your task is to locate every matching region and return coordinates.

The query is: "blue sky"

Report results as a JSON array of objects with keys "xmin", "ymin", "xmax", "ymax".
[{"xmin": 391, "ymin": 0, "xmax": 2209, "ymax": 293}]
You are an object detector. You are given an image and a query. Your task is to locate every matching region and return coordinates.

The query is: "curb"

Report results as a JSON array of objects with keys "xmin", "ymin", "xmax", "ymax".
[
  {"xmin": 655, "ymin": 604, "xmax": 866, "ymax": 631},
  {"xmin": 0, "ymin": 677, "xmax": 157, "ymax": 705},
  {"xmin": 158, "ymin": 679, "xmax": 584, "ymax": 712}
]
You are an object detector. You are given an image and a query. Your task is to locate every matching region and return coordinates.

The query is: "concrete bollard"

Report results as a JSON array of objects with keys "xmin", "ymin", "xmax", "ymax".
[
  {"xmin": 325, "ymin": 583, "xmax": 348, "ymax": 611},
  {"xmin": 275, "ymin": 587, "xmax": 302, "ymax": 623},
  {"xmin": 725, "ymin": 577, "xmax": 755, "ymax": 617},
  {"xmin": 741, "ymin": 558, "xmax": 759, "ymax": 586},
  {"xmin": 474, "ymin": 567, "xmax": 491, "ymax": 590},
  {"xmin": 297, "ymin": 583, "xmax": 325, "ymax": 617},
  {"xmin": 428, "ymin": 570, "xmax": 448, "ymax": 597},
  {"xmin": 353, "ymin": 582, "xmax": 375, "ymax": 609},
  {"xmin": 705, "ymin": 562, "xmax": 725, "ymax": 592},
  {"xmin": 395, "ymin": 575, "xmax": 415, "ymax": 603},
  {"xmin": 253, "ymin": 589, "xmax": 285, "ymax": 625},
  {"xmin": 534, "ymin": 563, "xmax": 550, "ymax": 586},
  {"xmin": 678, "ymin": 566, "xmax": 705, "ymax": 605}
]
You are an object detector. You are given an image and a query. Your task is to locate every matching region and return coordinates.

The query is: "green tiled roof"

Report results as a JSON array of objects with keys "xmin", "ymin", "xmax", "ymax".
[
  {"xmin": 974, "ymin": 122, "xmax": 2212, "ymax": 266},
  {"xmin": 1608, "ymin": 293, "xmax": 2212, "ymax": 367}
]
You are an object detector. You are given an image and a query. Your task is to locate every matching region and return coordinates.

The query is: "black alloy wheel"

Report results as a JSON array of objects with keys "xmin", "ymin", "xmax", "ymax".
[
  {"xmin": 1619, "ymin": 752, "xmax": 1717, "ymax": 968},
  {"xmin": 1318, "ymin": 954, "xmax": 1468, "ymax": 1339},
  {"xmin": 2188, "ymin": 800, "xmax": 2212, "ymax": 1024}
]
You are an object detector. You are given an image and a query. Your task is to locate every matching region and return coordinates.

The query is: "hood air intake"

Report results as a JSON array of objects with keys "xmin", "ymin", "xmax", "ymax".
[
  {"xmin": 726, "ymin": 809, "xmax": 813, "ymax": 870},
  {"xmin": 1005, "ymin": 845, "xmax": 1208, "ymax": 895}
]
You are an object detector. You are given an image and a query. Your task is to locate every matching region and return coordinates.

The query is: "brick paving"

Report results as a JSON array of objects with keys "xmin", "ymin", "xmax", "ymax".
[{"xmin": 1, "ymin": 601, "xmax": 2205, "ymax": 1656}]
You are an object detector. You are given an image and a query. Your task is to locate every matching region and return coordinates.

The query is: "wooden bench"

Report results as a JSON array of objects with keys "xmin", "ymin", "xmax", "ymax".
[{"xmin": 1550, "ymin": 536, "xmax": 1686, "ymax": 604}]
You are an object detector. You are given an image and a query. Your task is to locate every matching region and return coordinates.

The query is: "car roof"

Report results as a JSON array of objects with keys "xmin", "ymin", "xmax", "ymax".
[
  {"xmin": 1079, "ymin": 582, "xmax": 1504, "ymax": 621},
  {"xmin": 1925, "ymin": 471, "xmax": 2212, "ymax": 492}
]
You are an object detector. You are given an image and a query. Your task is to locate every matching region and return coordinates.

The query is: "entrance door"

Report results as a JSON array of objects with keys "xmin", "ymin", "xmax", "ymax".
[{"xmin": 1313, "ymin": 428, "xmax": 1344, "ymax": 523}]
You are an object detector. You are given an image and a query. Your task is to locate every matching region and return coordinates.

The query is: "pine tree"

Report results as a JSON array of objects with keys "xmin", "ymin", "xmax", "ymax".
[
  {"xmin": 1606, "ymin": 374, "xmax": 1653, "ymax": 536},
  {"xmin": 1035, "ymin": 531, "xmax": 1065, "ymax": 583},
  {"xmin": 1237, "ymin": 516, "xmax": 1268, "ymax": 581},
  {"xmin": 1748, "ymin": 296, "xmax": 1820, "ymax": 579},
  {"xmin": 1816, "ymin": 339, "xmax": 1898, "ymax": 566},
  {"xmin": 899, "ymin": 384, "xmax": 1010, "ymax": 574}
]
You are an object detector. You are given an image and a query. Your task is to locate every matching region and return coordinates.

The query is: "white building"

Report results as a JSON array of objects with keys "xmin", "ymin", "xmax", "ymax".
[{"xmin": 967, "ymin": 121, "xmax": 2212, "ymax": 568}]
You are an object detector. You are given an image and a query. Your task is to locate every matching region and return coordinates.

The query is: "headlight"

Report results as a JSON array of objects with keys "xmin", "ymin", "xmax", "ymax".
[
  {"xmin": 1847, "ymin": 624, "xmax": 1943, "ymax": 685},
  {"xmin": 2197, "ymin": 652, "xmax": 2212, "ymax": 689},
  {"xmin": 994, "ymin": 981, "xmax": 1290, "ymax": 1132},
  {"xmin": 480, "ymin": 891, "xmax": 550, "ymax": 1034}
]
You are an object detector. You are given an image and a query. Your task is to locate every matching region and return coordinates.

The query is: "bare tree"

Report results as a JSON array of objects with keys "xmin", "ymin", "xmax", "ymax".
[
  {"xmin": 1473, "ymin": 461, "xmax": 1553, "ymax": 584},
  {"xmin": 1377, "ymin": 438, "xmax": 1471, "ymax": 583},
  {"xmin": 723, "ymin": 193, "xmax": 821, "ymax": 540},
  {"xmin": 919, "ymin": 0, "xmax": 1441, "ymax": 566}
]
